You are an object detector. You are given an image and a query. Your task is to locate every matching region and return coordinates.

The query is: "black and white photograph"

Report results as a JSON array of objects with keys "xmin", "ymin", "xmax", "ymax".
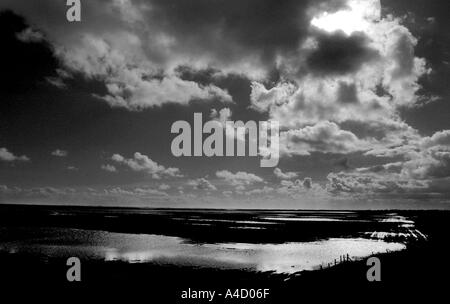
[{"xmin": 0, "ymin": 0, "xmax": 449, "ymax": 301}]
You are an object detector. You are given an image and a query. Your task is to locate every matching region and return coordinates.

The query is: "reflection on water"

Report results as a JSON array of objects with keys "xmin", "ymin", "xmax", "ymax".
[
  {"xmin": 0, "ymin": 227, "xmax": 405, "ymax": 274},
  {"xmin": 261, "ymin": 217, "xmax": 345, "ymax": 222},
  {"xmin": 367, "ymin": 214, "xmax": 428, "ymax": 241}
]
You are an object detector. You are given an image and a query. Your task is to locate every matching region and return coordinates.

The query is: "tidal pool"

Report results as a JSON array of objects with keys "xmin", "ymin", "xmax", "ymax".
[{"xmin": 0, "ymin": 227, "xmax": 406, "ymax": 274}]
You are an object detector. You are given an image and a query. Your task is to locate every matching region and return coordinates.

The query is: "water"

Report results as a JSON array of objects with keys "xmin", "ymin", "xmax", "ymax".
[
  {"xmin": 0, "ymin": 208, "xmax": 426, "ymax": 275},
  {"xmin": 0, "ymin": 226, "xmax": 405, "ymax": 274}
]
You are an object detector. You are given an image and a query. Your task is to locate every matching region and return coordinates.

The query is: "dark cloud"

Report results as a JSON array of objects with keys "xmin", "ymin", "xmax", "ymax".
[
  {"xmin": 302, "ymin": 177, "xmax": 312, "ymax": 189},
  {"xmin": 0, "ymin": 11, "xmax": 58, "ymax": 94},
  {"xmin": 333, "ymin": 157, "xmax": 351, "ymax": 170},
  {"xmin": 306, "ymin": 31, "xmax": 379, "ymax": 75},
  {"xmin": 390, "ymin": 32, "xmax": 416, "ymax": 80},
  {"xmin": 337, "ymin": 81, "xmax": 359, "ymax": 103},
  {"xmin": 147, "ymin": 0, "xmax": 313, "ymax": 67}
]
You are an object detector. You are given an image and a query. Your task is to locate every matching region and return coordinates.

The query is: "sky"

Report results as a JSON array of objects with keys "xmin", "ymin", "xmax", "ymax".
[{"xmin": 1, "ymin": 0, "xmax": 450, "ymax": 209}]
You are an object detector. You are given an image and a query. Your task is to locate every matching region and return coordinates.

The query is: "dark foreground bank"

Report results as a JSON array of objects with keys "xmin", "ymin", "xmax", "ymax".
[{"xmin": 0, "ymin": 205, "xmax": 449, "ymax": 301}]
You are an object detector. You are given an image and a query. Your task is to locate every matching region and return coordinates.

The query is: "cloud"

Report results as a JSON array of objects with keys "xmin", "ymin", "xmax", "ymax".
[
  {"xmin": 2, "ymin": 0, "xmax": 449, "ymax": 208},
  {"xmin": 158, "ymin": 184, "xmax": 170, "ymax": 190},
  {"xmin": 111, "ymin": 152, "xmax": 182, "ymax": 178},
  {"xmin": 401, "ymin": 149, "xmax": 450, "ymax": 180},
  {"xmin": 210, "ymin": 107, "xmax": 232, "ymax": 122},
  {"xmin": 274, "ymin": 168, "xmax": 298, "ymax": 179},
  {"xmin": 400, "ymin": 132, "xmax": 450, "ymax": 180},
  {"xmin": 46, "ymin": 76, "xmax": 66, "ymax": 89},
  {"xmin": 0, "ymin": 184, "xmax": 175, "ymax": 207},
  {"xmin": 102, "ymin": 186, "xmax": 170, "ymax": 199},
  {"xmin": 326, "ymin": 171, "xmax": 429, "ymax": 195},
  {"xmin": 2, "ymin": 0, "xmax": 428, "ymax": 112},
  {"xmin": 101, "ymin": 164, "xmax": 117, "ymax": 173},
  {"xmin": 16, "ymin": 27, "xmax": 44, "ymax": 43},
  {"xmin": 130, "ymin": 0, "xmax": 320, "ymax": 77},
  {"xmin": 326, "ymin": 129, "xmax": 450, "ymax": 196},
  {"xmin": 0, "ymin": 185, "xmax": 76, "ymax": 198},
  {"xmin": 281, "ymin": 121, "xmax": 370, "ymax": 155},
  {"xmin": 0, "ymin": 0, "xmax": 350, "ymax": 110},
  {"xmin": 51, "ymin": 149, "xmax": 68, "ymax": 157},
  {"xmin": 1, "ymin": 3, "xmax": 236, "ymax": 110},
  {"xmin": 310, "ymin": 0, "xmax": 380, "ymax": 36},
  {"xmin": 0, "ymin": 147, "xmax": 29, "ymax": 162},
  {"xmin": 305, "ymin": 31, "xmax": 379, "ymax": 76},
  {"xmin": 248, "ymin": 0, "xmax": 431, "ymax": 159},
  {"xmin": 277, "ymin": 178, "xmax": 322, "ymax": 195},
  {"xmin": 422, "ymin": 129, "xmax": 450, "ymax": 148},
  {"xmin": 188, "ymin": 178, "xmax": 217, "ymax": 191},
  {"xmin": 250, "ymin": 82, "xmax": 296, "ymax": 113},
  {"xmin": 281, "ymin": 177, "xmax": 313, "ymax": 189},
  {"xmin": 131, "ymin": 187, "xmax": 168, "ymax": 197},
  {"xmin": 216, "ymin": 170, "xmax": 264, "ymax": 186},
  {"xmin": 0, "ymin": 185, "xmax": 20, "ymax": 195},
  {"xmin": 366, "ymin": 130, "xmax": 450, "ymax": 180},
  {"xmin": 62, "ymin": 35, "xmax": 232, "ymax": 109},
  {"xmin": 222, "ymin": 190, "xmax": 233, "ymax": 197},
  {"xmin": 246, "ymin": 186, "xmax": 275, "ymax": 196}
]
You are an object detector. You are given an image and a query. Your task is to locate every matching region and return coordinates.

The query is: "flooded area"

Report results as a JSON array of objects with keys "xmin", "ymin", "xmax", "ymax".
[
  {"xmin": 0, "ymin": 208, "xmax": 420, "ymax": 275},
  {"xmin": 0, "ymin": 226, "xmax": 406, "ymax": 274}
]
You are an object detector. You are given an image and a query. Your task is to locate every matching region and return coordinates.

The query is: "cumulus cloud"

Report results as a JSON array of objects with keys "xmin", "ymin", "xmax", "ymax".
[
  {"xmin": 101, "ymin": 164, "xmax": 117, "ymax": 173},
  {"xmin": 249, "ymin": 0, "xmax": 431, "ymax": 159},
  {"xmin": 51, "ymin": 149, "xmax": 68, "ymax": 157},
  {"xmin": 246, "ymin": 186, "xmax": 275, "ymax": 196},
  {"xmin": 61, "ymin": 34, "xmax": 232, "ymax": 109},
  {"xmin": 210, "ymin": 107, "xmax": 232, "ymax": 123},
  {"xmin": 281, "ymin": 121, "xmax": 370, "ymax": 155},
  {"xmin": 131, "ymin": 187, "xmax": 168, "ymax": 197},
  {"xmin": 400, "ymin": 132, "xmax": 450, "ymax": 180},
  {"xmin": 2, "ymin": 0, "xmax": 429, "ymax": 113},
  {"xmin": 158, "ymin": 184, "xmax": 170, "ymax": 190},
  {"xmin": 16, "ymin": 27, "xmax": 44, "ymax": 43},
  {"xmin": 250, "ymin": 82, "xmax": 296, "ymax": 113},
  {"xmin": 46, "ymin": 76, "xmax": 67, "ymax": 89},
  {"xmin": 2, "ymin": 2, "xmax": 236, "ymax": 110},
  {"xmin": 1, "ymin": 0, "xmax": 363, "ymax": 111},
  {"xmin": 326, "ymin": 129, "xmax": 450, "ymax": 196},
  {"xmin": 111, "ymin": 152, "xmax": 182, "ymax": 178},
  {"xmin": 421, "ymin": 130, "xmax": 450, "ymax": 148},
  {"xmin": 274, "ymin": 168, "xmax": 298, "ymax": 179},
  {"xmin": 277, "ymin": 178, "xmax": 323, "ymax": 196},
  {"xmin": 0, "ymin": 185, "xmax": 75, "ymax": 198},
  {"xmin": 216, "ymin": 170, "xmax": 264, "ymax": 186},
  {"xmin": 188, "ymin": 178, "xmax": 217, "ymax": 191},
  {"xmin": 102, "ymin": 186, "xmax": 171, "ymax": 198},
  {"xmin": 326, "ymin": 171, "xmax": 429, "ymax": 194},
  {"xmin": 0, "ymin": 147, "xmax": 29, "ymax": 162},
  {"xmin": 2, "ymin": 0, "xmax": 449, "ymax": 207},
  {"xmin": 365, "ymin": 130, "xmax": 450, "ymax": 180},
  {"xmin": 0, "ymin": 184, "xmax": 175, "ymax": 207}
]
